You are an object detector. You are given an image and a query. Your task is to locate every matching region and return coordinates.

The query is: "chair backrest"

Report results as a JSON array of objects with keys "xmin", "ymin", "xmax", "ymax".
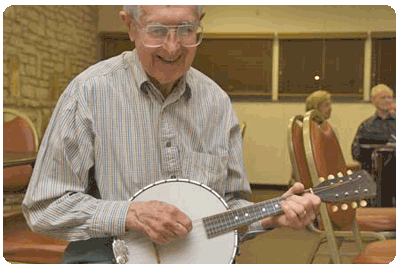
[
  {"xmin": 240, "ymin": 121, "xmax": 247, "ymax": 139},
  {"xmin": 287, "ymin": 115, "xmax": 313, "ymax": 189},
  {"xmin": 3, "ymin": 108, "xmax": 39, "ymax": 152},
  {"xmin": 303, "ymin": 109, "xmax": 356, "ymax": 229},
  {"xmin": 3, "ymin": 108, "xmax": 39, "ymax": 193}
]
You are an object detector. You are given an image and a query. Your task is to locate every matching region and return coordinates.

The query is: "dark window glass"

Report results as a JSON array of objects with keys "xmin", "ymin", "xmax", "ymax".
[{"xmin": 372, "ymin": 38, "xmax": 396, "ymax": 94}]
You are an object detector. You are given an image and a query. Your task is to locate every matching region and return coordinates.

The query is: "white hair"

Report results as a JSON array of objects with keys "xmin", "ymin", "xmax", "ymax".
[
  {"xmin": 123, "ymin": 5, "xmax": 203, "ymax": 21},
  {"xmin": 371, "ymin": 84, "xmax": 393, "ymax": 99}
]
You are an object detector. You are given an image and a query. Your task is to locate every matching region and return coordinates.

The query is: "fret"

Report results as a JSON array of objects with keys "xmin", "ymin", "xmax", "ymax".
[{"xmin": 203, "ymin": 196, "xmax": 285, "ymax": 238}]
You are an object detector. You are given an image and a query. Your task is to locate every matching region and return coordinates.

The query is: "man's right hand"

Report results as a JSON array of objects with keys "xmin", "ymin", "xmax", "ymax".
[{"xmin": 125, "ymin": 201, "xmax": 192, "ymax": 244}]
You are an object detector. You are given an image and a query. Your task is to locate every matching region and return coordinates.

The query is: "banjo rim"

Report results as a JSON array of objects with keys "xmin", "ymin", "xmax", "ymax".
[{"xmin": 114, "ymin": 178, "xmax": 239, "ymax": 264}]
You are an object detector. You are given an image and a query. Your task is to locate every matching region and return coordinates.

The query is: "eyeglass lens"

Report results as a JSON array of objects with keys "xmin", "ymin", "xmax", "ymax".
[{"xmin": 142, "ymin": 25, "xmax": 203, "ymax": 47}]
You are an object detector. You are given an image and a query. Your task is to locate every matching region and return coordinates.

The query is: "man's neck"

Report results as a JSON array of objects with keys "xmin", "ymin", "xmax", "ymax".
[
  {"xmin": 376, "ymin": 109, "xmax": 390, "ymax": 120},
  {"xmin": 147, "ymin": 75, "xmax": 180, "ymax": 99}
]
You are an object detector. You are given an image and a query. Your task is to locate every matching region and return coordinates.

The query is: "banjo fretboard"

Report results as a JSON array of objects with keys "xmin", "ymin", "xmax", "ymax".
[{"xmin": 202, "ymin": 196, "xmax": 285, "ymax": 238}]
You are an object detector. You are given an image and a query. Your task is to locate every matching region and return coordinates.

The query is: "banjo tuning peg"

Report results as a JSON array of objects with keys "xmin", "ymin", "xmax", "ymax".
[{"xmin": 360, "ymin": 200, "xmax": 368, "ymax": 207}]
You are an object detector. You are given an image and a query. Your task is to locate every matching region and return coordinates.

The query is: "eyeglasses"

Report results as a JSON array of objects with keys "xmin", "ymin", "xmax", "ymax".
[{"xmin": 137, "ymin": 22, "xmax": 203, "ymax": 48}]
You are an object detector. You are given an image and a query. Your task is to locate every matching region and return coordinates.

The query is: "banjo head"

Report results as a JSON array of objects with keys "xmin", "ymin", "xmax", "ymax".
[{"xmin": 113, "ymin": 179, "xmax": 238, "ymax": 264}]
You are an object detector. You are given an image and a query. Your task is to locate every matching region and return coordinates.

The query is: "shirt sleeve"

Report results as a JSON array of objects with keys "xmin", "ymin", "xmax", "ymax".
[
  {"xmin": 22, "ymin": 78, "xmax": 131, "ymax": 242},
  {"xmin": 351, "ymin": 123, "xmax": 364, "ymax": 162}
]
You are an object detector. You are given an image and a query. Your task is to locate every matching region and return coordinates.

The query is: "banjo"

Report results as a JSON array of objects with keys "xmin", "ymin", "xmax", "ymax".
[{"xmin": 113, "ymin": 170, "xmax": 376, "ymax": 264}]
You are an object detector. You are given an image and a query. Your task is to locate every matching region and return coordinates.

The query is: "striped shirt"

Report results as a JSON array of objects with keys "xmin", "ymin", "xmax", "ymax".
[{"xmin": 22, "ymin": 49, "xmax": 264, "ymax": 243}]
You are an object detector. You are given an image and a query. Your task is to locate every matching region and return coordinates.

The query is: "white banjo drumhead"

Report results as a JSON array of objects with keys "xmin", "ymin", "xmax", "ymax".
[{"xmin": 115, "ymin": 180, "xmax": 238, "ymax": 264}]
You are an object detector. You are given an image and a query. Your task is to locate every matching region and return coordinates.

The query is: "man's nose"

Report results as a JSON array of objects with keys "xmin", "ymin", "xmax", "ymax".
[{"xmin": 163, "ymin": 30, "xmax": 181, "ymax": 53}]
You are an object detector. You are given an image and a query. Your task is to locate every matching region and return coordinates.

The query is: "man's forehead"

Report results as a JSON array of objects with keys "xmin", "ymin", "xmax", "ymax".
[
  {"xmin": 139, "ymin": 5, "xmax": 198, "ymax": 22},
  {"xmin": 376, "ymin": 90, "xmax": 393, "ymax": 97}
]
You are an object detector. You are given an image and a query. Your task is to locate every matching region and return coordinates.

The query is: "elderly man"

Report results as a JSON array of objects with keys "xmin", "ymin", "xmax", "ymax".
[
  {"xmin": 352, "ymin": 84, "xmax": 396, "ymax": 207},
  {"xmin": 22, "ymin": 6, "xmax": 320, "ymax": 264}
]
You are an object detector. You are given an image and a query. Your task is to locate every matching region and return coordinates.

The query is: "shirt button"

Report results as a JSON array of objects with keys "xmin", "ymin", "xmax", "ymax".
[{"xmin": 166, "ymin": 141, "xmax": 171, "ymax": 147}]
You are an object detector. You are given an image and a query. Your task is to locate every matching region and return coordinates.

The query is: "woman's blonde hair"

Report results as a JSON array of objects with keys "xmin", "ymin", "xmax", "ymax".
[{"xmin": 305, "ymin": 90, "xmax": 332, "ymax": 112}]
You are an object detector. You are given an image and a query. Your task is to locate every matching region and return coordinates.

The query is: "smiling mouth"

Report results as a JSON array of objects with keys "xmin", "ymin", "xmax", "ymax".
[{"xmin": 157, "ymin": 55, "xmax": 181, "ymax": 63}]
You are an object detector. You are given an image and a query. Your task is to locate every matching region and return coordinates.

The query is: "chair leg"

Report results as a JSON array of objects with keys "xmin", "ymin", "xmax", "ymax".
[
  {"xmin": 319, "ymin": 203, "xmax": 341, "ymax": 264},
  {"xmin": 307, "ymin": 233, "xmax": 325, "ymax": 263},
  {"xmin": 350, "ymin": 217, "xmax": 363, "ymax": 252}
]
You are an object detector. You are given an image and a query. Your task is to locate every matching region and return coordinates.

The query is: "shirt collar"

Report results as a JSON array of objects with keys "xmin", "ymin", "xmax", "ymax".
[
  {"xmin": 373, "ymin": 113, "xmax": 396, "ymax": 120},
  {"xmin": 130, "ymin": 49, "xmax": 192, "ymax": 101}
]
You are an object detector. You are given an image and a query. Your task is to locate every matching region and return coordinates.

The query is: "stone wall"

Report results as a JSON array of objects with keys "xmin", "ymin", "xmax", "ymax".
[{"xmin": 3, "ymin": 5, "xmax": 100, "ymax": 139}]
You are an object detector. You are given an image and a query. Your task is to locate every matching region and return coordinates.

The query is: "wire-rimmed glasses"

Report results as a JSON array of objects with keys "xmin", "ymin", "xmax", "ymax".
[{"xmin": 138, "ymin": 23, "xmax": 203, "ymax": 48}]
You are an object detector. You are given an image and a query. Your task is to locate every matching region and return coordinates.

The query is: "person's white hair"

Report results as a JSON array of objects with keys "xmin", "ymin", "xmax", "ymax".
[
  {"xmin": 371, "ymin": 84, "xmax": 394, "ymax": 99},
  {"xmin": 123, "ymin": 5, "xmax": 203, "ymax": 20}
]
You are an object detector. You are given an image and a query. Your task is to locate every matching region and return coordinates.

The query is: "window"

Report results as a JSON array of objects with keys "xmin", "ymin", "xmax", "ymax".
[
  {"xmin": 192, "ymin": 38, "xmax": 273, "ymax": 98},
  {"xmin": 99, "ymin": 32, "xmax": 393, "ymax": 101},
  {"xmin": 372, "ymin": 38, "xmax": 396, "ymax": 94},
  {"xmin": 279, "ymin": 38, "xmax": 364, "ymax": 98},
  {"xmin": 279, "ymin": 39, "xmax": 323, "ymax": 95},
  {"xmin": 324, "ymin": 39, "xmax": 364, "ymax": 96}
]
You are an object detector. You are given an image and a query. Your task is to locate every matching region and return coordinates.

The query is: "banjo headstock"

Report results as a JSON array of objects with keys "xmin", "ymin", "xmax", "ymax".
[{"xmin": 312, "ymin": 170, "xmax": 376, "ymax": 204}]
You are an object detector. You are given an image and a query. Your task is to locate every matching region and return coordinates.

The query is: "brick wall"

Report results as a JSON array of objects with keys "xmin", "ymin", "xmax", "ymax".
[{"xmin": 3, "ymin": 5, "xmax": 99, "ymax": 139}]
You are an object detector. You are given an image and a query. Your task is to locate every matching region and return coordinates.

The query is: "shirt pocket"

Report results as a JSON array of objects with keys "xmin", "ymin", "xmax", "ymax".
[{"xmin": 182, "ymin": 151, "xmax": 228, "ymax": 197}]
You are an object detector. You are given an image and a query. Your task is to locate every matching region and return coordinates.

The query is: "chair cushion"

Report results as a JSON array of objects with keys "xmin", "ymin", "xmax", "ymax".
[
  {"xmin": 355, "ymin": 207, "xmax": 396, "ymax": 231},
  {"xmin": 3, "ymin": 117, "xmax": 36, "ymax": 152},
  {"xmin": 3, "ymin": 230, "xmax": 69, "ymax": 264},
  {"xmin": 310, "ymin": 121, "xmax": 355, "ymax": 229},
  {"xmin": 3, "ymin": 213, "xmax": 68, "ymax": 264},
  {"xmin": 353, "ymin": 239, "xmax": 396, "ymax": 264},
  {"xmin": 3, "ymin": 116, "xmax": 36, "ymax": 192},
  {"xmin": 3, "ymin": 166, "xmax": 33, "ymax": 192}
]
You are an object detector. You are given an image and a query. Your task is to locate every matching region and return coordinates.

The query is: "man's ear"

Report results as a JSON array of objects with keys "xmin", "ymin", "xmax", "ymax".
[
  {"xmin": 119, "ymin": 10, "xmax": 135, "ymax": 42},
  {"xmin": 119, "ymin": 11, "xmax": 132, "ymax": 28}
]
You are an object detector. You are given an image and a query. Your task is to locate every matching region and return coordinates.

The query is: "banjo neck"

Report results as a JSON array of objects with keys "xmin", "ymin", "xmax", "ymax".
[{"xmin": 203, "ymin": 195, "xmax": 286, "ymax": 238}]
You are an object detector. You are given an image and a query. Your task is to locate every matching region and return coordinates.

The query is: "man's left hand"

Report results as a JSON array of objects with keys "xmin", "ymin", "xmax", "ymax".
[{"xmin": 260, "ymin": 182, "xmax": 321, "ymax": 229}]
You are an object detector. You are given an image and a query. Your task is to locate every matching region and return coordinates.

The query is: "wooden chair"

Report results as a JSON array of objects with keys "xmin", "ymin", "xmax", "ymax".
[
  {"xmin": 302, "ymin": 110, "xmax": 396, "ymax": 263},
  {"xmin": 240, "ymin": 121, "xmax": 247, "ymax": 139},
  {"xmin": 3, "ymin": 108, "xmax": 68, "ymax": 263},
  {"xmin": 288, "ymin": 111, "xmax": 394, "ymax": 263}
]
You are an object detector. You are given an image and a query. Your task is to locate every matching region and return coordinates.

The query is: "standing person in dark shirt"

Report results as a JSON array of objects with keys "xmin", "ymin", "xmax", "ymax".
[{"xmin": 351, "ymin": 84, "xmax": 396, "ymax": 207}]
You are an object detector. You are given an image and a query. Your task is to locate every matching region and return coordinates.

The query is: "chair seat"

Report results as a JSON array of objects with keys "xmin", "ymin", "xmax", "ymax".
[
  {"xmin": 340, "ymin": 207, "xmax": 396, "ymax": 232},
  {"xmin": 353, "ymin": 239, "xmax": 396, "ymax": 264},
  {"xmin": 3, "ymin": 214, "xmax": 68, "ymax": 264},
  {"xmin": 3, "ymin": 165, "xmax": 33, "ymax": 193},
  {"xmin": 356, "ymin": 207, "xmax": 396, "ymax": 231}
]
